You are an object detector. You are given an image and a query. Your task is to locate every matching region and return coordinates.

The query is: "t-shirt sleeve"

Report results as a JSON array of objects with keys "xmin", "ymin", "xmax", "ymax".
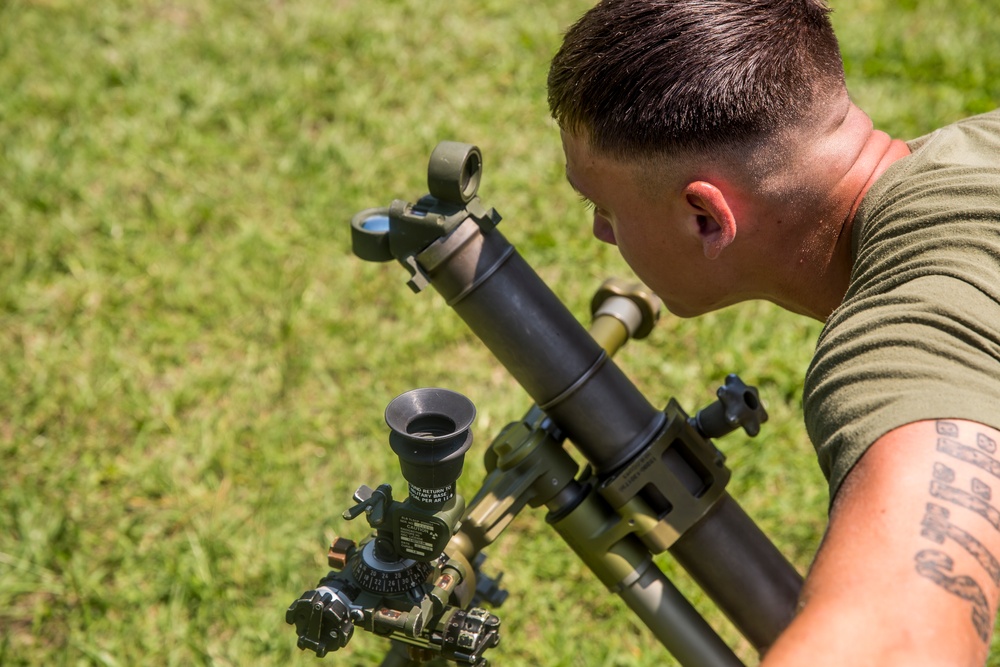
[{"xmin": 804, "ymin": 275, "xmax": 1000, "ymax": 500}]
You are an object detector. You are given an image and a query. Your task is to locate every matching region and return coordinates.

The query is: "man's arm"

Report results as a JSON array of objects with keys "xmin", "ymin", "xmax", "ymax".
[{"xmin": 762, "ymin": 419, "xmax": 1000, "ymax": 667}]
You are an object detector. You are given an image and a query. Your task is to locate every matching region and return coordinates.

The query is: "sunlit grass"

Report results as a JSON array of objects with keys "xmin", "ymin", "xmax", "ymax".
[{"xmin": 1, "ymin": 0, "xmax": 998, "ymax": 665}]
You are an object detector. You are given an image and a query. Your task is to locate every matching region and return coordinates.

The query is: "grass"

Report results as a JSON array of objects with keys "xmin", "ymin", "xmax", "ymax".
[{"xmin": 1, "ymin": 0, "xmax": 998, "ymax": 665}]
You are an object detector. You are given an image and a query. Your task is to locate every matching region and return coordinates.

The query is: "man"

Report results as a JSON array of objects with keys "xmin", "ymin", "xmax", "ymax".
[{"xmin": 548, "ymin": 0, "xmax": 1000, "ymax": 664}]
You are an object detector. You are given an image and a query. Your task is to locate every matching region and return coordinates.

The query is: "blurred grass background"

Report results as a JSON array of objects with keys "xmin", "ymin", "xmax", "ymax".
[{"xmin": 1, "ymin": 0, "xmax": 998, "ymax": 665}]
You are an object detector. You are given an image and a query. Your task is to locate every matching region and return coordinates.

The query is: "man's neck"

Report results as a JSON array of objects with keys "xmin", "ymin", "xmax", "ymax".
[{"xmin": 774, "ymin": 102, "xmax": 912, "ymax": 321}]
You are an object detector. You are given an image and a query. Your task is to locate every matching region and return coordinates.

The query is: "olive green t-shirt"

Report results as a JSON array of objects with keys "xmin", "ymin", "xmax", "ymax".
[{"xmin": 804, "ymin": 109, "xmax": 1000, "ymax": 500}]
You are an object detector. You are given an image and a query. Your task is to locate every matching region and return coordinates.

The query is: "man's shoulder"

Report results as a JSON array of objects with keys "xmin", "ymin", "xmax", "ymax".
[
  {"xmin": 852, "ymin": 109, "xmax": 1000, "ymax": 269},
  {"xmin": 904, "ymin": 108, "xmax": 1000, "ymax": 163}
]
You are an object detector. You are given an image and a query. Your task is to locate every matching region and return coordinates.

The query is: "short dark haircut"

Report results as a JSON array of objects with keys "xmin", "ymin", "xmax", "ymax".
[{"xmin": 548, "ymin": 0, "xmax": 845, "ymax": 159}]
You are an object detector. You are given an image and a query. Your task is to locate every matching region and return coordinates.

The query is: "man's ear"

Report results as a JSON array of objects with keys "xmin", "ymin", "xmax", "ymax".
[{"xmin": 682, "ymin": 181, "xmax": 737, "ymax": 260}]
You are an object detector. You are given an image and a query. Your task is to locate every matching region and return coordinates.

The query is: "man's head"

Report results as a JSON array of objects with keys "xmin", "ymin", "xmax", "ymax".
[
  {"xmin": 548, "ymin": 0, "xmax": 845, "ymax": 160},
  {"xmin": 549, "ymin": 0, "xmax": 861, "ymax": 318}
]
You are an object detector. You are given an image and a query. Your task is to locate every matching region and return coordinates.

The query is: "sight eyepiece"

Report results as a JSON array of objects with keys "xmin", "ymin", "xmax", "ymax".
[
  {"xmin": 385, "ymin": 387, "xmax": 475, "ymax": 506},
  {"xmin": 427, "ymin": 141, "xmax": 482, "ymax": 204}
]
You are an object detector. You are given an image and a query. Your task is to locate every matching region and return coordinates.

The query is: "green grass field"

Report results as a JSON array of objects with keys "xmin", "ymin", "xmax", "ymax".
[{"xmin": 2, "ymin": 0, "xmax": 999, "ymax": 665}]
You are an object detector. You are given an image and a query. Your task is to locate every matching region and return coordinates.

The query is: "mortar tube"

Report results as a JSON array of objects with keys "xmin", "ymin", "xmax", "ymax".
[{"xmin": 669, "ymin": 494, "xmax": 804, "ymax": 654}]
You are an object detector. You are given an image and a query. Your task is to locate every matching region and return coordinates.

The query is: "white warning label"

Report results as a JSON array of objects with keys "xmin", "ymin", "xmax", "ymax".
[{"xmin": 397, "ymin": 514, "xmax": 442, "ymax": 559}]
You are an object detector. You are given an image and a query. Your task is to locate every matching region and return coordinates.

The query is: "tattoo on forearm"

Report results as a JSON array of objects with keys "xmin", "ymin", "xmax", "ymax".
[
  {"xmin": 921, "ymin": 503, "xmax": 1000, "ymax": 587},
  {"xmin": 915, "ymin": 549, "xmax": 991, "ymax": 642},
  {"xmin": 914, "ymin": 420, "xmax": 1000, "ymax": 644}
]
